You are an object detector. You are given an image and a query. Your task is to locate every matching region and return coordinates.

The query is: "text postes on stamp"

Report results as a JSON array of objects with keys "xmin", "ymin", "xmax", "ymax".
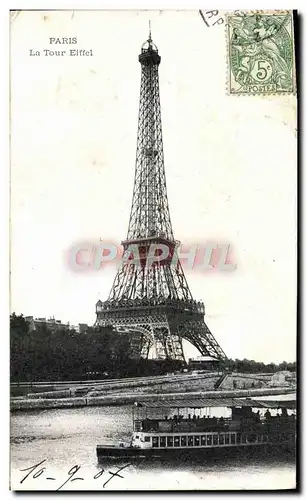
[{"xmin": 226, "ymin": 11, "xmax": 296, "ymax": 95}]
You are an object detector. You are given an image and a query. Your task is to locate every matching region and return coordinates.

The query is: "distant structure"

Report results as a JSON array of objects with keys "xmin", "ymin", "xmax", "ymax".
[
  {"xmin": 188, "ymin": 356, "xmax": 220, "ymax": 371},
  {"xmin": 78, "ymin": 323, "xmax": 89, "ymax": 334},
  {"xmin": 25, "ymin": 316, "xmax": 88, "ymax": 334},
  {"xmin": 269, "ymin": 371, "xmax": 295, "ymax": 387},
  {"xmin": 95, "ymin": 29, "xmax": 227, "ymax": 363}
]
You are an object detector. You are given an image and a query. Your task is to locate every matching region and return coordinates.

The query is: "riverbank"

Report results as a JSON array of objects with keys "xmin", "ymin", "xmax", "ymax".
[
  {"xmin": 12, "ymin": 372, "xmax": 220, "ymax": 398},
  {"xmin": 10, "ymin": 386, "xmax": 295, "ymax": 412},
  {"xmin": 12, "ymin": 370, "xmax": 287, "ymax": 399}
]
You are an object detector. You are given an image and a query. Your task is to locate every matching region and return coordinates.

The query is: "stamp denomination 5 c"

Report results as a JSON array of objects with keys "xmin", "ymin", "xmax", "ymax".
[{"xmin": 226, "ymin": 11, "xmax": 296, "ymax": 95}]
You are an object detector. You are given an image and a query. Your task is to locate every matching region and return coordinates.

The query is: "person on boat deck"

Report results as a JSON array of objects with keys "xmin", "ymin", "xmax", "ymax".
[
  {"xmin": 265, "ymin": 409, "xmax": 271, "ymax": 420},
  {"xmin": 255, "ymin": 410, "xmax": 261, "ymax": 422},
  {"xmin": 281, "ymin": 407, "xmax": 289, "ymax": 419}
]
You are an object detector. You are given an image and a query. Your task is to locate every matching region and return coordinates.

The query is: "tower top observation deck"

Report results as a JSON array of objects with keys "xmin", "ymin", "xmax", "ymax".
[{"xmin": 139, "ymin": 25, "xmax": 161, "ymax": 66}]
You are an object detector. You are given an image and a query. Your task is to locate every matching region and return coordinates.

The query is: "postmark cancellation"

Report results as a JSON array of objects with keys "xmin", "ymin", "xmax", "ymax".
[{"xmin": 226, "ymin": 11, "xmax": 296, "ymax": 95}]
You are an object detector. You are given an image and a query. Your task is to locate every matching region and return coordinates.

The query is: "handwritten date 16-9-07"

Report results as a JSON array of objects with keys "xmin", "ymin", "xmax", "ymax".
[{"xmin": 19, "ymin": 459, "xmax": 132, "ymax": 490}]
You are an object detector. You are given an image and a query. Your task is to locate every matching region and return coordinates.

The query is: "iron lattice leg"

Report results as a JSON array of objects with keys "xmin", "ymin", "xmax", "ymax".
[
  {"xmin": 178, "ymin": 320, "xmax": 227, "ymax": 360},
  {"xmin": 140, "ymin": 335, "xmax": 152, "ymax": 359},
  {"xmin": 97, "ymin": 314, "xmax": 185, "ymax": 361}
]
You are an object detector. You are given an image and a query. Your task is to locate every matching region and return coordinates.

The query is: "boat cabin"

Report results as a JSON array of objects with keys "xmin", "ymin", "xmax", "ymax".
[{"xmin": 131, "ymin": 397, "xmax": 296, "ymax": 450}]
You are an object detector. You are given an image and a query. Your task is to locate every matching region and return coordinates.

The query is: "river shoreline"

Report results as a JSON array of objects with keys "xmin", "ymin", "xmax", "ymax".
[{"xmin": 10, "ymin": 387, "xmax": 295, "ymax": 412}]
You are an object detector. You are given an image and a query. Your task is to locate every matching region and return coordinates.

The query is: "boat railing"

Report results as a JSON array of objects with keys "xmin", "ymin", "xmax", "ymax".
[{"xmin": 133, "ymin": 414, "xmax": 295, "ymax": 434}]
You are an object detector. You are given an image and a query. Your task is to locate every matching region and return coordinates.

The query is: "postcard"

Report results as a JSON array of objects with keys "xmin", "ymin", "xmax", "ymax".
[{"xmin": 10, "ymin": 9, "xmax": 297, "ymax": 491}]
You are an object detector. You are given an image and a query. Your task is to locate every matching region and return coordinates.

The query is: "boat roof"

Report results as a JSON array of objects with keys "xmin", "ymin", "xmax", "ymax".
[{"xmin": 136, "ymin": 397, "xmax": 296, "ymax": 410}]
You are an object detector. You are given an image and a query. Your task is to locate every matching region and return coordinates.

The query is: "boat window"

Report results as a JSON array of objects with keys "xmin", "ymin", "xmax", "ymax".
[
  {"xmin": 247, "ymin": 434, "xmax": 257, "ymax": 444},
  {"xmin": 160, "ymin": 437, "xmax": 166, "ymax": 448},
  {"xmin": 201, "ymin": 435, "xmax": 206, "ymax": 446},
  {"xmin": 263, "ymin": 435, "xmax": 267, "ymax": 442},
  {"xmin": 152, "ymin": 437, "xmax": 159, "ymax": 448},
  {"xmin": 236, "ymin": 433, "xmax": 241, "ymax": 444},
  {"xmin": 194, "ymin": 436, "xmax": 200, "ymax": 446},
  {"xmin": 188, "ymin": 436, "xmax": 194, "ymax": 447},
  {"xmin": 144, "ymin": 436, "xmax": 150, "ymax": 442},
  {"xmin": 225, "ymin": 434, "xmax": 230, "ymax": 444},
  {"xmin": 213, "ymin": 435, "xmax": 218, "ymax": 446},
  {"xmin": 174, "ymin": 436, "xmax": 180, "ymax": 447},
  {"xmin": 242, "ymin": 434, "xmax": 247, "ymax": 443},
  {"xmin": 167, "ymin": 436, "xmax": 173, "ymax": 447},
  {"xmin": 219, "ymin": 434, "xmax": 224, "ymax": 445},
  {"xmin": 207, "ymin": 435, "xmax": 212, "ymax": 446},
  {"xmin": 180, "ymin": 436, "xmax": 187, "ymax": 447},
  {"xmin": 231, "ymin": 434, "xmax": 236, "ymax": 444}
]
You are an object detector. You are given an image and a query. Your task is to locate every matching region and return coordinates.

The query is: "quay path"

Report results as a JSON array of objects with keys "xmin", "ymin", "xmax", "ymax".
[{"xmin": 11, "ymin": 386, "xmax": 295, "ymax": 412}]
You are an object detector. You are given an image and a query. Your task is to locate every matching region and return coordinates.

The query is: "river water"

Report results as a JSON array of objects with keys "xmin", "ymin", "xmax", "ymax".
[{"xmin": 10, "ymin": 402, "xmax": 296, "ymax": 491}]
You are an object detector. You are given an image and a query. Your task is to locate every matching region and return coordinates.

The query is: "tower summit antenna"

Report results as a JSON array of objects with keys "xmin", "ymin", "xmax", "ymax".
[{"xmin": 149, "ymin": 20, "xmax": 152, "ymax": 41}]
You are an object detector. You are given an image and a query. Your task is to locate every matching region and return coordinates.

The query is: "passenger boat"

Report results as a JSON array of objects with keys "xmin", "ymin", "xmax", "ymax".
[{"xmin": 96, "ymin": 397, "xmax": 296, "ymax": 461}]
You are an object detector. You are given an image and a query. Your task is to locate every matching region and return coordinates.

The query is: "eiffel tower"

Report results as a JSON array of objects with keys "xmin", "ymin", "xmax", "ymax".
[{"xmin": 95, "ymin": 28, "xmax": 227, "ymax": 363}]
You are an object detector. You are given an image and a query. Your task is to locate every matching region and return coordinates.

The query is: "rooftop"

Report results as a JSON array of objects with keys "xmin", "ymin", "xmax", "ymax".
[{"xmin": 136, "ymin": 397, "xmax": 296, "ymax": 410}]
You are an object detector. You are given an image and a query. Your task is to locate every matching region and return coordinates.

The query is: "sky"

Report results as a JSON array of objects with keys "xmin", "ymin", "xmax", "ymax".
[{"xmin": 10, "ymin": 10, "xmax": 297, "ymax": 363}]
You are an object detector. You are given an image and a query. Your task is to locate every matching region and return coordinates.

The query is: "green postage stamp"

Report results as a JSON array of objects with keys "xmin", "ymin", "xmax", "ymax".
[{"xmin": 226, "ymin": 11, "xmax": 296, "ymax": 95}]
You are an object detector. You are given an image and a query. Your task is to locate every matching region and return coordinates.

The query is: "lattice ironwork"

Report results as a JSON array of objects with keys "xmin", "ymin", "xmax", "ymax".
[{"xmin": 95, "ymin": 30, "xmax": 227, "ymax": 362}]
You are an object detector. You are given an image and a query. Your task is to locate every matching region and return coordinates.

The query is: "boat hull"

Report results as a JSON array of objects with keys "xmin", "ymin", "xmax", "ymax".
[{"xmin": 97, "ymin": 441, "xmax": 295, "ymax": 461}]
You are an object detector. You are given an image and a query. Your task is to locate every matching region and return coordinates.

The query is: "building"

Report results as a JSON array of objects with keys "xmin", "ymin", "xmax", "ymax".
[
  {"xmin": 78, "ymin": 323, "xmax": 89, "ymax": 334},
  {"xmin": 25, "ymin": 316, "xmax": 70, "ymax": 332},
  {"xmin": 24, "ymin": 316, "xmax": 89, "ymax": 334},
  {"xmin": 188, "ymin": 356, "xmax": 220, "ymax": 371},
  {"xmin": 269, "ymin": 370, "xmax": 294, "ymax": 387}
]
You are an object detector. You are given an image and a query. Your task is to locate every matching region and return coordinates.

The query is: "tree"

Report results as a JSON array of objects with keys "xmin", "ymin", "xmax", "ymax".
[{"xmin": 10, "ymin": 313, "xmax": 296, "ymax": 381}]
